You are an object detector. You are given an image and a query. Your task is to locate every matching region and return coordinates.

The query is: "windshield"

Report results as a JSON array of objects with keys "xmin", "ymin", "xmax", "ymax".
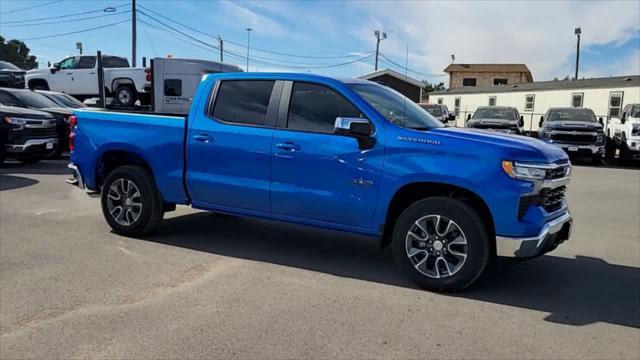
[
  {"xmin": 473, "ymin": 108, "xmax": 517, "ymax": 120},
  {"xmin": 0, "ymin": 61, "xmax": 21, "ymax": 71},
  {"xmin": 547, "ymin": 108, "xmax": 597, "ymax": 122},
  {"xmin": 13, "ymin": 91, "xmax": 59, "ymax": 109},
  {"xmin": 53, "ymin": 93, "xmax": 86, "ymax": 108},
  {"xmin": 630, "ymin": 105, "xmax": 640, "ymax": 117},
  {"xmin": 349, "ymin": 84, "xmax": 443, "ymax": 130},
  {"xmin": 420, "ymin": 105, "xmax": 443, "ymax": 116}
]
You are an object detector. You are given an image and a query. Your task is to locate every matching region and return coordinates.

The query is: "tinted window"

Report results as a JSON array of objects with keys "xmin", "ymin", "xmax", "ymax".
[
  {"xmin": 288, "ymin": 82, "xmax": 361, "ymax": 133},
  {"xmin": 103, "ymin": 56, "xmax": 129, "ymax": 68},
  {"xmin": 212, "ymin": 80, "xmax": 275, "ymax": 126},
  {"xmin": 12, "ymin": 91, "xmax": 59, "ymax": 108},
  {"xmin": 76, "ymin": 56, "xmax": 96, "ymax": 69},
  {"xmin": 420, "ymin": 105, "xmax": 442, "ymax": 116},
  {"xmin": 0, "ymin": 61, "xmax": 20, "ymax": 70},
  {"xmin": 164, "ymin": 79, "xmax": 182, "ymax": 96},
  {"xmin": 0, "ymin": 92, "xmax": 20, "ymax": 106}
]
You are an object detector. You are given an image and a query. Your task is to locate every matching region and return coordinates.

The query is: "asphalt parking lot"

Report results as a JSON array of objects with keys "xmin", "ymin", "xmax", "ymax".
[{"xmin": 1, "ymin": 159, "xmax": 639, "ymax": 359}]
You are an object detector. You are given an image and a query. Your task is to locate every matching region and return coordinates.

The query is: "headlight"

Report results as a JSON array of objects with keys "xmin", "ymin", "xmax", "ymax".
[
  {"xmin": 502, "ymin": 161, "xmax": 547, "ymax": 180},
  {"xmin": 3, "ymin": 116, "xmax": 28, "ymax": 125}
]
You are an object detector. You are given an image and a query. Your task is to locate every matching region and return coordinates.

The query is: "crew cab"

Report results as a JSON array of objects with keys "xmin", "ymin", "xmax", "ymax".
[
  {"xmin": 606, "ymin": 103, "xmax": 640, "ymax": 164},
  {"xmin": 0, "ymin": 61, "xmax": 25, "ymax": 89},
  {"xmin": 68, "ymin": 73, "xmax": 573, "ymax": 292},
  {"xmin": 25, "ymin": 55, "xmax": 148, "ymax": 107},
  {"xmin": 466, "ymin": 106, "xmax": 524, "ymax": 134},
  {"xmin": 538, "ymin": 107, "xmax": 606, "ymax": 164},
  {"xmin": 1, "ymin": 104, "xmax": 58, "ymax": 164}
]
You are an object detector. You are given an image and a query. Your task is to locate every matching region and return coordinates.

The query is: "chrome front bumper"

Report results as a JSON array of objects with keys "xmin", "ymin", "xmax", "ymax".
[
  {"xmin": 496, "ymin": 212, "xmax": 572, "ymax": 258},
  {"xmin": 553, "ymin": 143, "xmax": 604, "ymax": 154},
  {"xmin": 6, "ymin": 138, "xmax": 58, "ymax": 153},
  {"xmin": 67, "ymin": 163, "xmax": 85, "ymax": 189}
]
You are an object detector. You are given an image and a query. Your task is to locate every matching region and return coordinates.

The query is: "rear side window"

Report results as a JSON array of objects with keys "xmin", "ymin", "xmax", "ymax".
[
  {"xmin": 287, "ymin": 82, "xmax": 361, "ymax": 133},
  {"xmin": 103, "ymin": 56, "xmax": 130, "ymax": 68},
  {"xmin": 212, "ymin": 80, "xmax": 275, "ymax": 126},
  {"xmin": 76, "ymin": 56, "xmax": 96, "ymax": 69},
  {"xmin": 164, "ymin": 79, "xmax": 182, "ymax": 96}
]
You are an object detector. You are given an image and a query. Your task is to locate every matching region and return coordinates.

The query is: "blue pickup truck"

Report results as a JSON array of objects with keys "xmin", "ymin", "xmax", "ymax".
[{"xmin": 68, "ymin": 73, "xmax": 572, "ymax": 291}]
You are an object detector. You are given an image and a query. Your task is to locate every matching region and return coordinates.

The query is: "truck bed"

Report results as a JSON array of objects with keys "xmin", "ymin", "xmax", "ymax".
[{"xmin": 71, "ymin": 109, "xmax": 189, "ymax": 204}]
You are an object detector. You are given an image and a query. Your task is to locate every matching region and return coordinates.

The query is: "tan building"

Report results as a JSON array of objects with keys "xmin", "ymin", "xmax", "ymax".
[{"xmin": 444, "ymin": 63, "xmax": 533, "ymax": 89}]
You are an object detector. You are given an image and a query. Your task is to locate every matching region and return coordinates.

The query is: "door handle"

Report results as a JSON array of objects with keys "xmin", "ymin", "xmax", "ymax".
[
  {"xmin": 66, "ymin": 72, "xmax": 73, "ymax": 75},
  {"xmin": 88, "ymin": 72, "xmax": 96, "ymax": 75},
  {"xmin": 276, "ymin": 142, "xmax": 301, "ymax": 151},
  {"xmin": 193, "ymin": 134, "xmax": 212, "ymax": 143}
]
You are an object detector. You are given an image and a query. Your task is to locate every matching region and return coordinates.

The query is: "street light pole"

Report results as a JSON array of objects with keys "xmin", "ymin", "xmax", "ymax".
[
  {"xmin": 374, "ymin": 30, "xmax": 387, "ymax": 71},
  {"xmin": 246, "ymin": 28, "xmax": 252, "ymax": 72},
  {"xmin": 132, "ymin": 0, "xmax": 137, "ymax": 67},
  {"xmin": 574, "ymin": 27, "xmax": 581, "ymax": 80}
]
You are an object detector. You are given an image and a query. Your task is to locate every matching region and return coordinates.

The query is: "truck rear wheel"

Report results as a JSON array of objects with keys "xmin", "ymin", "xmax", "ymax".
[
  {"xmin": 114, "ymin": 85, "xmax": 135, "ymax": 107},
  {"xmin": 101, "ymin": 165, "xmax": 164, "ymax": 236},
  {"xmin": 391, "ymin": 197, "xmax": 490, "ymax": 292}
]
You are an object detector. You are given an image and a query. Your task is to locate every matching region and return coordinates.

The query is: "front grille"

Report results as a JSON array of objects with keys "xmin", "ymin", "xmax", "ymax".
[
  {"xmin": 550, "ymin": 133, "xmax": 596, "ymax": 144},
  {"xmin": 545, "ymin": 166, "xmax": 568, "ymax": 180},
  {"xmin": 25, "ymin": 127, "xmax": 57, "ymax": 139},
  {"xmin": 518, "ymin": 185, "xmax": 567, "ymax": 220},
  {"xmin": 632, "ymin": 127, "xmax": 640, "ymax": 136}
]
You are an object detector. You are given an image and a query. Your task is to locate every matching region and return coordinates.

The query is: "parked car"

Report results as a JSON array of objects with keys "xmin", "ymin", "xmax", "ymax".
[
  {"xmin": 419, "ymin": 103, "xmax": 455, "ymax": 126},
  {"xmin": 36, "ymin": 90, "xmax": 87, "ymax": 109},
  {"xmin": 0, "ymin": 61, "xmax": 26, "ymax": 89},
  {"xmin": 0, "ymin": 88, "xmax": 73, "ymax": 154},
  {"xmin": 538, "ymin": 107, "xmax": 605, "ymax": 164},
  {"xmin": 466, "ymin": 106, "xmax": 524, "ymax": 134},
  {"xmin": 68, "ymin": 73, "xmax": 572, "ymax": 292},
  {"xmin": 606, "ymin": 103, "xmax": 640, "ymax": 164},
  {"xmin": 1, "ymin": 104, "xmax": 58, "ymax": 164},
  {"xmin": 25, "ymin": 54, "xmax": 149, "ymax": 107}
]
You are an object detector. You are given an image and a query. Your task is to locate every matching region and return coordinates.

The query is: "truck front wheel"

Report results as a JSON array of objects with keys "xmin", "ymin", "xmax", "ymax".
[
  {"xmin": 101, "ymin": 165, "xmax": 164, "ymax": 236},
  {"xmin": 391, "ymin": 197, "xmax": 490, "ymax": 292}
]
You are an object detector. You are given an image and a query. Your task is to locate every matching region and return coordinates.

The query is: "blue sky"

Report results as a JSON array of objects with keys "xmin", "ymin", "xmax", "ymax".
[{"xmin": 1, "ymin": 0, "xmax": 639, "ymax": 85}]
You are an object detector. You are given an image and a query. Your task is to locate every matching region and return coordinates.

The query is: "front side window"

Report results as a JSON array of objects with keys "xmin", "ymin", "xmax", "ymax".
[
  {"xmin": 525, "ymin": 94, "xmax": 535, "ymax": 111},
  {"xmin": 212, "ymin": 80, "xmax": 275, "ymax": 126},
  {"xmin": 164, "ymin": 79, "xmax": 182, "ymax": 97},
  {"xmin": 488, "ymin": 96, "xmax": 496, "ymax": 106},
  {"xmin": 608, "ymin": 92, "xmax": 624, "ymax": 117},
  {"xmin": 571, "ymin": 93, "xmax": 583, "ymax": 108},
  {"xmin": 288, "ymin": 82, "xmax": 361, "ymax": 133},
  {"xmin": 76, "ymin": 56, "xmax": 96, "ymax": 69},
  {"xmin": 58, "ymin": 57, "xmax": 76, "ymax": 69},
  {"xmin": 349, "ymin": 83, "xmax": 443, "ymax": 130},
  {"xmin": 462, "ymin": 78, "xmax": 477, "ymax": 87}
]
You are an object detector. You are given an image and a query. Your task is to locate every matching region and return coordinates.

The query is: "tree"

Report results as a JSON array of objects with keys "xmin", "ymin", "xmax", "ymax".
[
  {"xmin": 0, "ymin": 36, "xmax": 38, "ymax": 70},
  {"xmin": 421, "ymin": 80, "xmax": 445, "ymax": 102}
]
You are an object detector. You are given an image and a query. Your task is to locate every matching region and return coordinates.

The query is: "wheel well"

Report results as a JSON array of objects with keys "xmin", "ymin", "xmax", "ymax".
[
  {"xmin": 381, "ymin": 182, "xmax": 495, "ymax": 250},
  {"xmin": 28, "ymin": 78, "xmax": 49, "ymax": 90},
  {"xmin": 96, "ymin": 150, "xmax": 153, "ymax": 189},
  {"xmin": 111, "ymin": 78, "xmax": 136, "ymax": 92}
]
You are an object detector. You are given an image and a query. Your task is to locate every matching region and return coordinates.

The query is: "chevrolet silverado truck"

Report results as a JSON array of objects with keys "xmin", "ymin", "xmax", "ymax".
[
  {"xmin": 538, "ymin": 107, "xmax": 606, "ymax": 164},
  {"xmin": 1, "ymin": 104, "xmax": 58, "ymax": 164},
  {"xmin": 466, "ymin": 106, "xmax": 524, "ymax": 134},
  {"xmin": 606, "ymin": 103, "xmax": 640, "ymax": 164},
  {"xmin": 68, "ymin": 73, "xmax": 573, "ymax": 292}
]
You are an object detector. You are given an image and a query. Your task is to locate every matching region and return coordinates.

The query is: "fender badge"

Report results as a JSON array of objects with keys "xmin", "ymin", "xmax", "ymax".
[{"xmin": 397, "ymin": 136, "xmax": 441, "ymax": 145}]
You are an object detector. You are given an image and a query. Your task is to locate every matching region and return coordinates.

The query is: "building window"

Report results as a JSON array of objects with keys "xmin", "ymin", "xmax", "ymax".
[
  {"xmin": 164, "ymin": 79, "xmax": 182, "ymax": 96},
  {"xmin": 571, "ymin": 93, "xmax": 583, "ymax": 108},
  {"xmin": 524, "ymin": 94, "xmax": 535, "ymax": 111},
  {"xmin": 608, "ymin": 92, "xmax": 624, "ymax": 118},
  {"xmin": 493, "ymin": 78, "xmax": 508, "ymax": 86},
  {"xmin": 462, "ymin": 78, "xmax": 477, "ymax": 87},
  {"xmin": 488, "ymin": 96, "xmax": 496, "ymax": 106},
  {"xmin": 454, "ymin": 97, "xmax": 461, "ymax": 116},
  {"xmin": 437, "ymin": 97, "xmax": 443, "ymax": 105}
]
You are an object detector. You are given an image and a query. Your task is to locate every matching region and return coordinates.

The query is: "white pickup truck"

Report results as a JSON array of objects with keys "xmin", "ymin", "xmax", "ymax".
[
  {"xmin": 25, "ymin": 55, "xmax": 148, "ymax": 107},
  {"xmin": 606, "ymin": 103, "xmax": 640, "ymax": 163}
]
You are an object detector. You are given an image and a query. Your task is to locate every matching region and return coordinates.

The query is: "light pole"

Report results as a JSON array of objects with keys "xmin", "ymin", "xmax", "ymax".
[
  {"xmin": 574, "ymin": 27, "xmax": 581, "ymax": 80},
  {"xmin": 374, "ymin": 30, "xmax": 387, "ymax": 71},
  {"xmin": 246, "ymin": 28, "xmax": 252, "ymax": 72}
]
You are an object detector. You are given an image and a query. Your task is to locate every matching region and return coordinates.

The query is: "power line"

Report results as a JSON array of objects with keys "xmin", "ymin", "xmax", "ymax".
[
  {"xmin": 0, "ymin": 0, "xmax": 64, "ymax": 15},
  {"xmin": 2, "ymin": 10, "xmax": 131, "ymax": 27},
  {"xmin": 21, "ymin": 19, "xmax": 130, "ymax": 41},
  {"xmin": 1, "ymin": 3, "xmax": 129, "ymax": 24},
  {"xmin": 137, "ymin": 10, "xmax": 219, "ymax": 50},
  {"xmin": 379, "ymin": 53, "xmax": 447, "ymax": 77}
]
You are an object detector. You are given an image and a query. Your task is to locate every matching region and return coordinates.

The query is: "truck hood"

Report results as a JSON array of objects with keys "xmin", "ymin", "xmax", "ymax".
[
  {"xmin": 544, "ymin": 121, "xmax": 603, "ymax": 131},
  {"xmin": 430, "ymin": 127, "xmax": 568, "ymax": 164},
  {"xmin": 26, "ymin": 68, "xmax": 49, "ymax": 76},
  {"xmin": 467, "ymin": 118, "xmax": 518, "ymax": 127},
  {"xmin": 39, "ymin": 107, "xmax": 74, "ymax": 115},
  {"xmin": 0, "ymin": 105, "xmax": 55, "ymax": 119}
]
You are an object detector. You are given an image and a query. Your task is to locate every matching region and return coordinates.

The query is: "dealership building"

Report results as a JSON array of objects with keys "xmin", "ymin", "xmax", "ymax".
[{"xmin": 429, "ymin": 75, "xmax": 640, "ymax": 133}]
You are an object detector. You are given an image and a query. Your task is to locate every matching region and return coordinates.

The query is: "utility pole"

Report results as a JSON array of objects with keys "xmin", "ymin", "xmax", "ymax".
[
  {"xmin": 374, "ymin": 30, "xmax": 387, "ymax": 71},
  {"xmin": 574, "ymin": 27, "xmax": 581, "ymax": 79},
  {"xmin": 132, "ymin": 0, "xmax": 137, "ymax": 67},
  {"xmin": 246, "ymin": 28, "xmax": 252, "ymax": 72},
  {"xmin": 217, "ymin": 35, "xmax": 224, "ymax": 62}
]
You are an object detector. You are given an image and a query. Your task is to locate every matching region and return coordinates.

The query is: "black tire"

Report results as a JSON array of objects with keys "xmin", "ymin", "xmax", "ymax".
[
  {"xmin": 100, "ymin": 165, "xmax": 164, "ymax": 236},
  {"xmin": 391, "ymin": 197, "xmax": 490, "ymax": 292},
  {"xmin": 114, "ymin": 85, "xmax": 135, "ymax": 107},
  {"xmin": 604, "ymin": 138, "xmax": 616, "ymax": 159},
  {"xmin": 591, "ymin": 154, "xmax": 602, "ymax": 165},
  {"xmin": 0, "ymin": 147, "xmax": 5, "ymax": 166}
]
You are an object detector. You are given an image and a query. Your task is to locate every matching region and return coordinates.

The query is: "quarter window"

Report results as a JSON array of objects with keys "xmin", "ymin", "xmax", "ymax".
[
  {"xmin": 212, "ymin": 80, "xmax": 275, "ymax": 126},
  {"xmin": 287, "ymin": 82, "xmax": 361, "ymax": 133},
  {"xmin": 571, "ymin": 93, "xmax": 583, "ymax": 107},
  {"xmin": 524, "ymin": 94, "xmax": 535, "ymax": 111},
  {"xmin": 488, "ymin": 96, "xmax": 496, "ymax": 106},
  {"xmin": 462, "ymin": 78, "xmax": 477, "ymax": 87},
  {"xmin": 608, "ymin": 92, "xmax": 624, "ymax": 118},
  {"xmin": 164, "ymin": 79, "xmax": 182, "ymax": 97}
]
